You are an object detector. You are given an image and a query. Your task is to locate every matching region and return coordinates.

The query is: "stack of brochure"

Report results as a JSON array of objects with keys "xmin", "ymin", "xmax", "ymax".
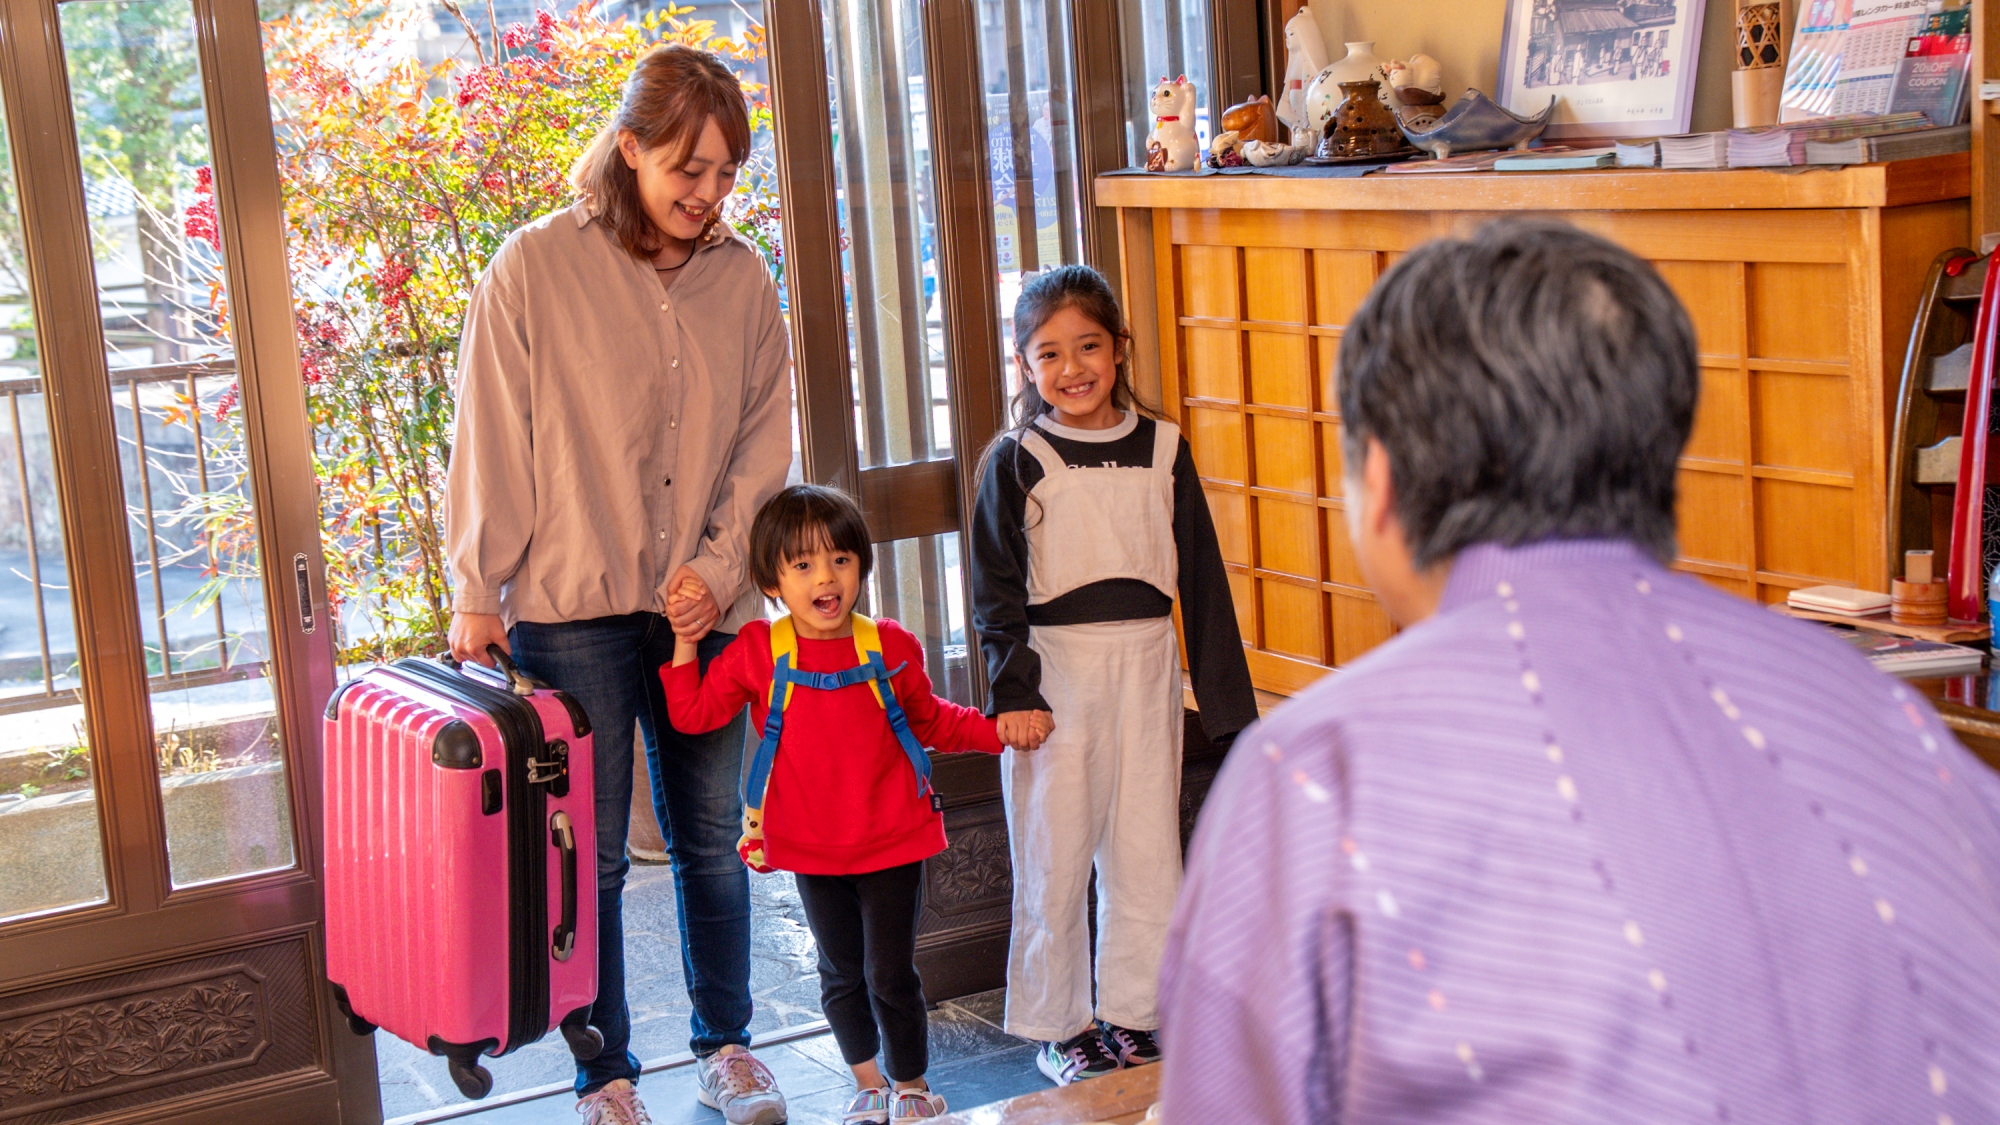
[
  {"xmin": 1614, "ymin": 139, "xmax": 1661, "ymax": 168},
  {"xmin": 1659, "ymin": 133, "xmax": 1730, "ymax": 169},
  {"xmin": 1831, "ymin": 628, "xmax": 1985, "ymax": 678},
  {"xmin": 1804, "ymin": 123, "xmax": 1970, "ymax": 164},
  {"xmin": 1727, "ymin": 112, "xmax": 1932, "ymax": 167}
]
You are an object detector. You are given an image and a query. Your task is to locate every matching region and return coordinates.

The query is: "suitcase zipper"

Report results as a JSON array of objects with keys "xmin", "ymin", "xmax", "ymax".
[{"xmin": 386, "ymin": 658, "xmax": 557, "ymax": 1055}]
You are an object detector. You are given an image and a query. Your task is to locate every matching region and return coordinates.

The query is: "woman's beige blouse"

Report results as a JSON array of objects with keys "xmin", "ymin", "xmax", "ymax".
[{"xmin": 445, "ymin": 200, "xmax": 792, "ymax": 632}]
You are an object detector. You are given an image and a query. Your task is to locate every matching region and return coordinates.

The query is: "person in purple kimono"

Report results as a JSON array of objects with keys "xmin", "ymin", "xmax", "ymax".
[{"xmin": 1158, "ymin": 220, "xmax": 2000, "ymax": 1123}]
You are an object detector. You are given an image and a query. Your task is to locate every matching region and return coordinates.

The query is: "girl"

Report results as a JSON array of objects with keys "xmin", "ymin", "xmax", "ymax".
[
  {"xmin": 969, "ymin": 264, "xmax": 1258, "ymax": 1085},
  {"xmin": 665, "ymin": 484, "xmax": 1025, "ymax": 1124}
]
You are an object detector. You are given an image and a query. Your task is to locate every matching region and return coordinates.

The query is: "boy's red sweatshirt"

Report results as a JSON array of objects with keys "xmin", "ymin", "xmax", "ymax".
[{"xmin": 664, "ymin": 617, "xmax": 1002, "ymax": 876}]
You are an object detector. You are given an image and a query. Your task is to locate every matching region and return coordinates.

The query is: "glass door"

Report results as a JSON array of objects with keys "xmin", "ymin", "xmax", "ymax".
[{"xmin": 0, "ymin": 0, "xmax": 372, "ymax": 1118}]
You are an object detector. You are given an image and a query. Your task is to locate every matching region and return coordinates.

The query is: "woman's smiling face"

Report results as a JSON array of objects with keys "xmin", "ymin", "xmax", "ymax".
[{"xmin": 620, "ymin": 114, "xmax": 739, "ymax": 246}]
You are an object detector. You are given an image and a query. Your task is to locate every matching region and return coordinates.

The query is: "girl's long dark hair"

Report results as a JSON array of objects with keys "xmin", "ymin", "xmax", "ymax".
[{"xmin": 976, "ymin": 264, "xmax": 1159, "ymax": 526}]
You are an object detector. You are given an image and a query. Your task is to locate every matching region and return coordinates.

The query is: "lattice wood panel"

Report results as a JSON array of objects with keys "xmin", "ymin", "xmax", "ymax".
[{"xmin": 1140, "ymin": 201, "xmax": 1964, "ymax": 694}]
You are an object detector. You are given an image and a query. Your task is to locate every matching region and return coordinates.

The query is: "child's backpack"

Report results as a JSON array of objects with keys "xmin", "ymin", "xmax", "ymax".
[{"xmin": 737, "ymin": 613, "xmax": 935, "ymax": 872}]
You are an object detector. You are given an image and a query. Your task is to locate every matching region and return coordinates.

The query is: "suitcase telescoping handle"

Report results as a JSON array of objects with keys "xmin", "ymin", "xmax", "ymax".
[
  {"xmin": 435, "ymin": 645, "xmax": 537, "ymax": 696},
  {"xmin": 550, "ymin": 810, "xmax": 578, "ymax": 962},
  {"xmin": 487, "ymin": 645, "xmax": 536, "ymax": 696}
]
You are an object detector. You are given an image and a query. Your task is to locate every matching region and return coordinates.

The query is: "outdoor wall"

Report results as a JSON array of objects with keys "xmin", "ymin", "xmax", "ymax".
[{"xmin": 1313, "ymin": 0, "xmax": 1753, "ymax": 135}]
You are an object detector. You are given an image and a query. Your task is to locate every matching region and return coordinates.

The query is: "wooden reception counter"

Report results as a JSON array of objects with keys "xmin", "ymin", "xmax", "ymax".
[{"xmin": 1097, "ymin": 157, "xmax": 1971, "ymax": 695}]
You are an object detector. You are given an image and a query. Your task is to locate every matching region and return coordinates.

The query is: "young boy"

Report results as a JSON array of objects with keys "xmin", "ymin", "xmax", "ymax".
[{"xmin": 665, "ymin": 484, "xmax": 1041, "ymax": 1124}]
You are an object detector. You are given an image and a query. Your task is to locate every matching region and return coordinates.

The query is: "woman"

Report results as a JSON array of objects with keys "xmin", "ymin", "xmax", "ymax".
[{"xmin": 445, "ymin": 44, "xmax": 791, "ymax": 1125}]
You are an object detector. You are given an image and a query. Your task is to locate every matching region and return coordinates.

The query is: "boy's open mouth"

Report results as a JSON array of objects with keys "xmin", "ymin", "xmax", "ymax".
[{"xmin": 812, "ymin": 593, "xmax": 842, "ymax": 615}]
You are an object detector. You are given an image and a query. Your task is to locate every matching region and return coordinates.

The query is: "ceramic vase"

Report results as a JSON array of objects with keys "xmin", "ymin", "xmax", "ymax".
[{"xmin": 1304, "ymin": 41, "xmax": 1390, "ymax": 134}]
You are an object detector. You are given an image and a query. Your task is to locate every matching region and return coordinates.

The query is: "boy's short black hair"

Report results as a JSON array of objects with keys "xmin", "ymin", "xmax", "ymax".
[{"xmin": 749, "ymin": 484, "xmax": 875, "ymax": 593}]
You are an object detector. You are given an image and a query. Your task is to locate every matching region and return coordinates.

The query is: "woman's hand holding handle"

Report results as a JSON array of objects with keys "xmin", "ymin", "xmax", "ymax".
[{"xmin": 449, "ymin": 612, "xmax": 510, "ymax": 668}]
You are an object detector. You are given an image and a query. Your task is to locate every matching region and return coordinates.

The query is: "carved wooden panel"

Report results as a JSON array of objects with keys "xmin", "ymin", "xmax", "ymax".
[{"xmin": 0, "ymin": 936, "xmax": 318, "ymax": 1123}]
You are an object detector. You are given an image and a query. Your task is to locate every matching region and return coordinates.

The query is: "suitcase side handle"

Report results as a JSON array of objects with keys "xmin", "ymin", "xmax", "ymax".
[{"xmin": 550, "ymin": 810, "xmax": 578, "ymax": 962}]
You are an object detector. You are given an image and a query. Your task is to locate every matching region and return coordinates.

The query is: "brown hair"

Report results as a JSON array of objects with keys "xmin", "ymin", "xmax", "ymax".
[
  {"xmin": 749, "ymin": 484, "xmax": 876, "ymax": 596},
  {"xmin": 569, "ymin": 44, "xmax": 752, "ymax": 258}
]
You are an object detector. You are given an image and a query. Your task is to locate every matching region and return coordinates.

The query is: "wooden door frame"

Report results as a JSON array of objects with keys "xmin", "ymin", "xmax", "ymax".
[{"xmin": 0, "ymin": 0, "xmax": 375, "ymax": 1118}]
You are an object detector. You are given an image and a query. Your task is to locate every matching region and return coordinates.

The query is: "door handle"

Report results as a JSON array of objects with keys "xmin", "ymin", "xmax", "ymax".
[{"xmin": 293, "ymin": 552, "xmax": 316, "ymax": 634}]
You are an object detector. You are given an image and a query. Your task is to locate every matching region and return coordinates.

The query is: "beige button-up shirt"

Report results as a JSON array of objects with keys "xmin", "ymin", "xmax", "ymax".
[{"xmin": 446, "ymin": 200, "xmax": 792, "ymax": 632}]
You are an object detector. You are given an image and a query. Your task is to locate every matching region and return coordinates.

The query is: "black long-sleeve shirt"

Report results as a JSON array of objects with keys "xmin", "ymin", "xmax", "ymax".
[{"xmin": 969, "ymin": 415, "xmax": 1258, "ymax": 743}]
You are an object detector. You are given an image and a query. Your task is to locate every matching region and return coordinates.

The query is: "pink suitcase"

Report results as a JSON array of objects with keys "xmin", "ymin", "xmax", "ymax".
[{"xmin": 323, "ymin": 647, "xmax": 601, "ymax": 1099}]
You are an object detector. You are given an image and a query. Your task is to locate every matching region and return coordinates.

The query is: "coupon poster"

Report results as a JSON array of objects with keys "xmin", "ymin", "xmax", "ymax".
[
  {"xmin": 1782, "ymin": 0, "xmax": 1932, "ymax": 120},
  {"xmin": 1496, "ymin": 0, "xmax": 1708, "ymax": 138}
]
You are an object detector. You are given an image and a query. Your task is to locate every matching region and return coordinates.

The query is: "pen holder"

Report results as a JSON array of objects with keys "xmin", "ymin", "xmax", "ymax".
[{"xmin": 1891, "ymin": 578, "xmax": 1949, "ymax": 626}]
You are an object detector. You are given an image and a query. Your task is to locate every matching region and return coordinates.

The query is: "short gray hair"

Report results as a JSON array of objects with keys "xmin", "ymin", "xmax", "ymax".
[{"xmin": 1336, "ymin": 220, "xmax": 1697, "ymax": 567}]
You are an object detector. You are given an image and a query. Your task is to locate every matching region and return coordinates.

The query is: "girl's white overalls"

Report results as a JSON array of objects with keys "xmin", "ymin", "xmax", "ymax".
[{"xmin": 1002, "ymin": 417, "xmax": 1185, "ymax": 1041}]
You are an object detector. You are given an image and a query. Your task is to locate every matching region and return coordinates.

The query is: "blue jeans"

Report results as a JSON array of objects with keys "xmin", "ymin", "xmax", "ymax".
[{"xmin": 508, "ymin": 614, "xmax": 753, "ymax": 1096}]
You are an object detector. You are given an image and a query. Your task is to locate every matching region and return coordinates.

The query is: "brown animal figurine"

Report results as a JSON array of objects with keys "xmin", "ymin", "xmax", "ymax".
[{"xmin": 1221, "ymin": 95, "xmax": 1278, "ymax": 144}]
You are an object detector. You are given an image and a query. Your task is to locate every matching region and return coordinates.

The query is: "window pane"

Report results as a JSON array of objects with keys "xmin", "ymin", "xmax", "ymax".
[
  {"xmin": 1122, "ymin": 0, "xmax": 1213, "ymax": 163},
  {"xmin": 867, "ymin": 533, "xmax": 972, "ymax": 705},
  {"xmin": 978, "ymin": 0, "xmax": 1085, "ymax": 397},
  {"xmin": 61, "ymin": 0, "xmax": 296, "ymax": 889},
  {"xmin": 825, "ymin": 0, "xmax": 952, "ymax": 467},
  {"xmin": 0, "ymin": 104, "xmax": 111, "ymax": 925}
]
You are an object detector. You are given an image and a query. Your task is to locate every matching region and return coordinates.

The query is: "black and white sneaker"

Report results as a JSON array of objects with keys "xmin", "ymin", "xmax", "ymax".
[
  {"xmin": 1037, "ymin": 1030, "xmax": 1122, "ymax": 1086},
  {"xmin": 1098, "ymin": 1022, "xmax": 1161, "ymax": 1067}
]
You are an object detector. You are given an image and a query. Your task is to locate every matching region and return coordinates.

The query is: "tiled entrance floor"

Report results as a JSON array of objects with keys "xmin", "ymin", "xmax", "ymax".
[{"xmin": 404, "ymin": 989, "xmax": 1049, "ymax": 1125}]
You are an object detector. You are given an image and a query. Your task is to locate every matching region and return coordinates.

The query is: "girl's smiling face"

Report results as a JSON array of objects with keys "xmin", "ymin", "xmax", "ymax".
[
  {"xmin": 765, "ymin": 536, "xmax": 861, "ymax": 640},
  {"xmin": 1020, "ymin": 304, "xmax": 1126, "ymax": 430},
  {"xmin": 620, "ymin": 115, "xmax": 740, "ymax": 246}
]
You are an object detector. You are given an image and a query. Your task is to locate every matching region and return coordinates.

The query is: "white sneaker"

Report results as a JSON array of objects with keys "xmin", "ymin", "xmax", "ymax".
[
  {"xmin": 695, "ymin": 1045, "xmax": 788, "ymax": 1124},
  {"xmin": 842, "ymin": 1086, "xmax": 892, "ymax": 1124},
  {"xmin": 890, "ymin": 1087, "xmax": 948, "ymax": 1123},
  {"xmin": 576, "ymin": 1079, "xmax": 652, "ymax": 1125}
]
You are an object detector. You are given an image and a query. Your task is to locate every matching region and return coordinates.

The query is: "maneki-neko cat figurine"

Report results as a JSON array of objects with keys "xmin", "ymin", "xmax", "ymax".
[{"xmin": 1146, "ymin": 76, "xmax": 1200, "ymax": 172}]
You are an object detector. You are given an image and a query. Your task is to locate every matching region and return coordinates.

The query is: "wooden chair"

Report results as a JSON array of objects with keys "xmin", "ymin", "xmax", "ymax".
[{"xmin": 1888, "ymin": 248, "xmax": 1985, "ymax": 580}]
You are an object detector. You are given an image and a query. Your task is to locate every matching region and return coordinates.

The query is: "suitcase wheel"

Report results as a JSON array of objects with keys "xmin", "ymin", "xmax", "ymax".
[
  {"xmin": 561, "ymin": 1021, "xmax": 605, "ymax": 1061},
  {"xmin": 448, "ymin": 1058, "xmax": 494, "ymax": 1100},
  {"xmin": 330, "ymin": 983, "xmax": 376, "ymax": 1037}
]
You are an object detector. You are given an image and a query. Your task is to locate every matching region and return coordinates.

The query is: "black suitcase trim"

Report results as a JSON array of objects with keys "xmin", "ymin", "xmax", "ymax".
[{"xmin": 388, "ymin": 658, "xmax": 554, "ymax": 1057}]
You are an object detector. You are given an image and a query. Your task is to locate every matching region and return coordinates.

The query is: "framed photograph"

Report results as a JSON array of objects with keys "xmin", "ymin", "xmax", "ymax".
[{"xmin": 1497, "ymin": 0, "xmax": 1709, "ymax": 138}]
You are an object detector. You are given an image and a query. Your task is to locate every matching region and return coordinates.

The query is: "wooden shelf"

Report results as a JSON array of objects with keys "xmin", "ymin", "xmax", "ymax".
[{"xmin": 1095, "ymin": 153, "xmax": 1970, "ymax": 212}]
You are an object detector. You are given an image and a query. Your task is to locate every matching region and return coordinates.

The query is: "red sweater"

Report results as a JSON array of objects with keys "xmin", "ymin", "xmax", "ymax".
[{"xmin": 664, "ymin": 617, "xmax": 1002, "ymax": 875}]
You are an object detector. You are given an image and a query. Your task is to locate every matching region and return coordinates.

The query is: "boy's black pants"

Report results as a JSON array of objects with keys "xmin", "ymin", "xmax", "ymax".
[{"xmin": 794, "ymin": 860, "xmax": 929, "ymax": 1082}]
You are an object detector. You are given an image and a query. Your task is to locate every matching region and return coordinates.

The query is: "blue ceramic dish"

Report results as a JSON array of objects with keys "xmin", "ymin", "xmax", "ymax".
[{"xmin": 1399, "ymin": 90, "xmax": 1558, "ymax": 158}]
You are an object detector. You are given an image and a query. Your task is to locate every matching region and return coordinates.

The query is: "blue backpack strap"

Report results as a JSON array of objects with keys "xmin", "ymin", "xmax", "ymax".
[
  {"xmin": 867, "ymin": 651, "xmax": 935, "ymax": 798},
  {"xmin": 850, "ymin": 615, "xmax": 934, "ymax": 799},
  {"xmin": 742, "ymin": 617, "xmax": 800, "ymax": 810}
]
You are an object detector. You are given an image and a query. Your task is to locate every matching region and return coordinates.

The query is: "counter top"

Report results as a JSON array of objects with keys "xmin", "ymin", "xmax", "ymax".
[{"xmin": 1093, "ymin": 152, "xmax": 1969, "ymax": 212}]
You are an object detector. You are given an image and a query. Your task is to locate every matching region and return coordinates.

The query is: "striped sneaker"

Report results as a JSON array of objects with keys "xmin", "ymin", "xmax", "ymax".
[
  {"xmin": 890, "ymin": 1087, "xmax": 947, "ymax": 1122},
  {"xmin": 1037, "ymin": 1030, "xmax": 1121, "ymax": 1086},
  {"xmin": 1098, "ymin": 1022, "xmax": 1161, "ymax": 1067},
  {"xmin": 842, "ymin": 1086, "xmax": 891, "ymax": 1124}
]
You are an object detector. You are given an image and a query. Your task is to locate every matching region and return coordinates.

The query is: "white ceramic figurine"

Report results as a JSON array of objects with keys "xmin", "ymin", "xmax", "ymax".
[
  {"xmin": 1277, "ymin": 6, "xmax": 1330, "ymax": 138},
  {"xmin": 1145, "ymin": 76, "xmax": 1200, "ymax": 172}
]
